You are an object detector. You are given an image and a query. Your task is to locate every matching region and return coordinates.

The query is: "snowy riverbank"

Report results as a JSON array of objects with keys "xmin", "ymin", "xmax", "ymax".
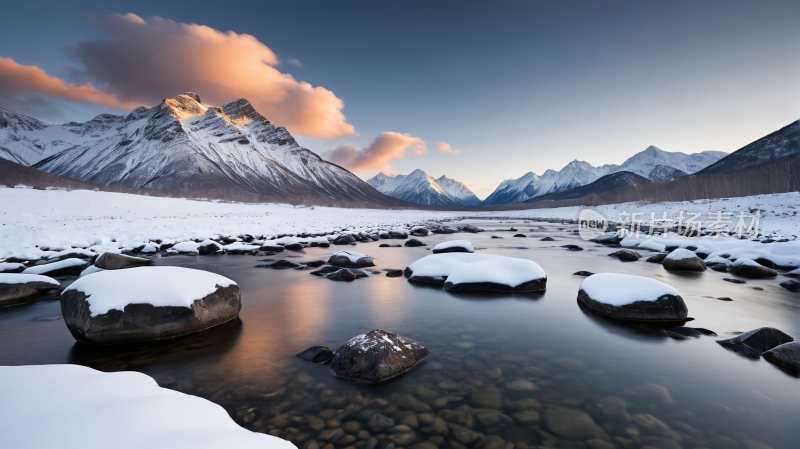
[{"xmin": 1, "ymin": 188, "xmax": 799, "ymax": 260}]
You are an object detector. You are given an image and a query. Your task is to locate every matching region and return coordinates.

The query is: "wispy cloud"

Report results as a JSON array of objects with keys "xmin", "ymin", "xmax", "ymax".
[{"xmin": 435, "ymin": 142, "xmax": 461, "ymax": 155}]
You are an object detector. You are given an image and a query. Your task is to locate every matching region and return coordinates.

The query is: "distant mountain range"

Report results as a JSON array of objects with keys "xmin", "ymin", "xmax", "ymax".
[
  {"xmin": 366, "ymin": 169, "xmax": 481, "ymax": 206},
  {"xmin": 0, "ymin": 93, "xmax": 408, "ymax": 206},
  {"xmin": 482, "ymin": 146, "xmax": 727, "ymax": 205}
]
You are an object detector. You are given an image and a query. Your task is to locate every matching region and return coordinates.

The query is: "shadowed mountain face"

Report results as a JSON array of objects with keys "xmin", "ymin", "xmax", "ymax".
[
  {"xmin": 698, "ymin": 120, "xmax": 800, "ymax": 175},
  {"xmin": 525, "ymin": 171, "xmax": 652, "ymax": 202},
  {"xmin": 366, "ymin": 170, "xmax": 481, "ymax": 206},
  {"xmin": 0, "ymin": 94, "xmax": 406, "ymax": 206}
]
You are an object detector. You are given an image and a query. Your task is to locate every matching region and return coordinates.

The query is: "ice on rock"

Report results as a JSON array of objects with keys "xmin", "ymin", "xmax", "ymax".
[
  {"xmin": 578, "ymin": 273, "xmax": 688, "ymax": 321},
  {"xmin": 432, "ymin": 240, "xmax": 474, "ymax": 254},
  {"xmin": 0, "ymin": 364, "xmax": 293, "ymax": 449},
  {"xmin": 405, "ymin": 253, "xmax": 546, "ymax": 292}
]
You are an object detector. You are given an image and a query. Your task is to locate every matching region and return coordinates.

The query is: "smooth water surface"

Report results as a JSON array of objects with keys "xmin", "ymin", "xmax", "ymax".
[{"xmin": 1, "ymin": 220, "xmax": 798, "ymax": 449}]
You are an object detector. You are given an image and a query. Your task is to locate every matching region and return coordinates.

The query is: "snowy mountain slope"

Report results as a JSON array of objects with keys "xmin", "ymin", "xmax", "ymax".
[
  {"xmin": 1, "ymin": 94, "xmax": 399, "ymax": 205},
  {"xmin": 526, "ymin": 171, "xmax": 652, "ymax": 202},
  {"xmin": 648, "ymin": 165, "xmax": 688, "ymax": 183},
  {"xmin": 698, "ymin": 120, "xmax": 800, "ymax": 175},
  {"xmin": 365, "ymin": 169, "xmax": 479, "ymax": 206},
  {"xmin": 482, "ymin": 146, "xmax": 726, "ymax": 205}
]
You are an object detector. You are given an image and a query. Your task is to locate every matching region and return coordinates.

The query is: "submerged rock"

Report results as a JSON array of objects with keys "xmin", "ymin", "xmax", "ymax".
[
  {"xmin": 763, "ymin": 341, "xmax": 800, "ymax": 371},
  {"xmin": 729, "ymin": 258, "xmax": 777, "ymax": 278},
  {"xmin": 327, "ymin": 251, "xmax": 375, "ymax": 268},
  {"xmin": 297, "ymin": 345, "xmax": 335, "ymax": 364},
  {"xmin": 405, "ymin": 239, "xmax": 426, "ymax": 247},
  {"xmin": 646, "ymin": 253, "xmax": 668, "ymax": 263},
  {"xmin": 328, "ymin": 329, "xmax": 429, "ymax": 383},
  {"xmin": 562, "ymin": 245, "xmax": 583, "ymax": 251},
  {"xmin": 662, "ymin": 249, "xmax": 706, "ymax": 271},
  {"xmin": 716, "ymin": 327, "xmax": 794, "ymax": 359},
  {"xmin": 540, "ymin": 237, "xmax": 555, "ymax": 241},
  {"xmin": 326, "ymin": 269, "xmax": 357, "ymax": 282},
  {"xmin": 543, "ymin": 405, "xmax": 608, "ymax": 440},
  {"xmin": 61, "ymin": 267, "xmax": 241, "ymax": 345},
  {"xmin": 303, "ymin": 260, "xmax": 326, "ymax": 268},
  {"xmin": 661, "ymin": 327, "xmax": 717, "ymax": 339},
  {"xmin": 609, "ymin": 249, "xmax": 641, "ymax": 261},
  {"xmin": 723, "ymin": 278, "xmax": 746, "ymax": 284},
  {"xmin": 578, "ymin": 273, "xmax": 688, "ymax": 321}
]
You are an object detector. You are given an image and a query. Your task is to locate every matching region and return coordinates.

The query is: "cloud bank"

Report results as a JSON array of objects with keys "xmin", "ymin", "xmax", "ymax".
[
  {"xmin": 323, "ymin": 132, "xmax": 427, "ymax": 172},
  {"xmin": 0, "ymin": 13, "xmax": 353, "ymax": 139}
]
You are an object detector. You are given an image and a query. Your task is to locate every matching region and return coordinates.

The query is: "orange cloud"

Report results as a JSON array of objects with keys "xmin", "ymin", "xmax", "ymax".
[
  {"xmin": 323, "ymin": 132, "xmax": 427, "ymax": 171},
  {"xmin": 435, "ymin": 142, "xmax": 461, "ymax": 155},
  {"xmin": 0, "ymin": 57, "xmax": 137, "ymax": 109}
]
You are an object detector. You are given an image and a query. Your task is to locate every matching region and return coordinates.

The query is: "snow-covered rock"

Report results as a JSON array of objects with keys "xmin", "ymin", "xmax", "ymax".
[
  {"xmin": 61, "ymin": 267, "xmax": 240, "ymax": 344},
  {"xmin": 79, "ymin": 265, "xmax": 105, "ymax": 278},
  {"xmin": 432, "ymin": 240, "xmax": 474, "ymax": 254},
  {"xmin": 95, "ymin": 252, "xmax": 153, "ymax": 270},
  {"xmin": 327, "ymin": 251, "xmax": 375, "ymax": 268},
  {"xmin": 0, "ymin": 364, "xmax": 292, "ymax": 449},
  {"xmin": 22, "ymin": 258, "xmax": 90, "ymax": 276},
  {"xmin": 0, "ymin": 262, "xmax": 25, "ymax": 273},
  {"xmin": 0, "ymin": 273, "xmax": 62, "ymax": 306},
  {"xmin": 729, "ymin": 258, "xmax": 777, "ymax": 278},
  {"xmin": 172, "ymin": 241, "xmax": 201, "ymax": 254},
  {"xmin": 662, "ymin": 249, "xmax": 706, "ymax": 272},
  {"xmin": 405, "ymin": 253, "xmax": 547, "ymax": 292},
  {"xmin": 328, "ymin": 329, "xmax": 429, "ymax": 383},
  {"xmin": 578, "ymin": 273, "xmax": 688, "ymax": 321},
  {"xmin": 46, "ymin": 248, "xmax": 96, "ymax": 260}
]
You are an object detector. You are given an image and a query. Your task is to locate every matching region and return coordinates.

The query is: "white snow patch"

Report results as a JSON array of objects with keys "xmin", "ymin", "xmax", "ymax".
[
  {"xmin": 64, "ymin": 267, "xmax": 236, "ymax": 316},
  {"xmin": 0, "ymin": 273, "xmax": 60, "ymax": 286},
  {"xmin": 0, "ymin": 364, "xmax": 293, "ymax": 449},
  {"xmin": 580, "ymin": 273, "xmax": 680, "ymax": 306},
  {"xmin": 408, "ymin": 253, "xmax": 546, "ymax": 287},
  {"xmin": 22, "ymin": 258, "xmax": 87, "ymax": 274}
]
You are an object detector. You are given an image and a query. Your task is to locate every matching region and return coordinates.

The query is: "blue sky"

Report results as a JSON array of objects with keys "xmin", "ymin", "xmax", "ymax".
[{"xmin": 1, "ymin": 0, "xmax": 798, "ymax": 198}]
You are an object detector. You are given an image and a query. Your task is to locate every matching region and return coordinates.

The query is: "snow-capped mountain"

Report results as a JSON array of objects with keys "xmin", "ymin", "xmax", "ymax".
[
  {"xmin": 366, "ymin": 170, "xmax": 480, "ymax": 206},
  {"xmin": 698, "ymin": 120, "xmax": 800, "ymax": 175},
  {"xmin": 0, "ymin": 94, "xmax": 403, "ymax": 205},
  {"xmin": 529, "ymin": 171, "xmax": 652, "ymax": 202},
  {"xmin": 482, "ymin": 146, "xmax": 726, "ymax": 205}
]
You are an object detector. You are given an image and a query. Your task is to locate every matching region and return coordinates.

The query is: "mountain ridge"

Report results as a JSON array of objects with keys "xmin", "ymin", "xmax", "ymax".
[{"xmin": 366, "ymin": 169, "xmax": 481, "ymax": 206}]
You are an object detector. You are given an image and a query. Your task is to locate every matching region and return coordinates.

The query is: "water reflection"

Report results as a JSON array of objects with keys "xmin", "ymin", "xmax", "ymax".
[{"xmin": 0, "ymin": 220, "xmax": 798, "ymax": 449}]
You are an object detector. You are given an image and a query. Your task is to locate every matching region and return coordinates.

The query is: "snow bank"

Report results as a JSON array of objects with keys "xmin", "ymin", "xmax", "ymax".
[
  {"xmin": 64, "ymin": 267, "xmax": 236, "ymax": 316},
  {"xmin": 22, "ymin": 258, "xmax": 87, "ymax": 274},
  {"xmin": 79, "ymin": 265, "xmax": 105, "ymax": 278},
  {"xmin": 580, "ymin": 273, "xmax": 680, "ymax": 306},
  {"xmin": 46, "ymin": 248, "xmax": 95, "ymax": 259},
  {"xmin": 665, "ymin": 248, "xmax": 698, "ymax": 261},
  {"xmin": 0, "ymin": 364, "xmax": 292, "ymax": 449},
  {"xmin": 0, "ymin": 273, "xmax": 60, "ymax": 286}
]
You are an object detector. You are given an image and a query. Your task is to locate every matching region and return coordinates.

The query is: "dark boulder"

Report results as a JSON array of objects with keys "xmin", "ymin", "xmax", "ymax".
[
  {"xmin": 95, "ymin": 253, "xmax": 154, "ymax": 270},
  {"xmin": 297, "ymin": 345, "xmax": 335, "ymax": 364},
  {"xmin": 318, "ymin": 242, "xmax": 330, "ymax": 248},
  {"xmin": 724, "ymin": 278, "xmax": 746, "ymax": 283},
  {"xmin": 257, "ymin": 260, "xmax": 300, "ymax": 269},
  {"xmin": 573, "ymin": 271, "xmax": 594, "ymax": 277},
  {"xmin": 334, "ymin": 234, "xmax": 356, "ymax": 245},
  {"xmin": 327, "ymin": 269, "xmax": 357, "ymax": 281},
  {"xmin": 708, "ymin": 263, "xmax": 728, "ymax": 272},
  {"xmin": 258, "ymin": 245, "xmax": 284, "ymax": 252},
  {"xmin": 562, "ymin": 245, "xmax": 583, "ymax": 251},
  {"xmin": 729, "ymin": 259, "xmax": 777, "ymax": 278},
  {"xmin": 540, "ymin": 237, "xmax": 555, "ymax": 242},
  {"xmin": 491, "ymin": 235, "xmax": 503, "ymax": 239},
  {"xmin": 386, "ymin": 269, "xmax": 403, "ymax": 278},
  {"xmin": 284, "ymin": 243, "xmax": 304, "ymax": 251},
  {"xmin": 780, "ymin": 279, "xmax": 800, "ymax": 291},
  {"xmin": 389, "ymin": 230, "xmax": 408, "ymax": 239},
  {"xmin": 405, "ymin": 239, "xmax": 426, "ymax": 247},
  {"xmin": 716, "ymin": 327, "xmax": 794, "ymax": 359},
  {"xmin": 327, "ymin": 251, "xmax": 375, "ymax": 268},
  {"xmin": 460, "ymin": 224, "xmax": 483, "ymax": 233},
  {"xmin": 328, "ymin": 329, "xmax": 429, "ymax": 383},
  {"xmin": 60, "ymin": 267, "xmax": 241, "ymax": 345},
  {"xmin": 763, "ymin": 342, "xmax": 800, "ymax": 371},
  {"xmin": 513, "ymin": 234, "xmax": 526, "ymax": 238},
  {"xmin": 718, "ymin": 297, "xmax": 734, "ymax": 301},
  {"xmin": 412, "ymin": 228, "xmax": 430, "ymax": 237},
  {"xmin": 662, "ymin": 249, "xmax": 706, "ymax": 272},
  {"xmin": 609, "ymin": 249, "xmax": 641, "ymax": 261},
  {"xmin": 646, "ymin": 253, "xmax": 668, "ymax": 263},
  {"xmin": 0, "ymin": 274, "xmax": 63, "ymax": 307},
  {"xmin": 303, "ymin": 260, "xmax": 326, "ymax": 268}
]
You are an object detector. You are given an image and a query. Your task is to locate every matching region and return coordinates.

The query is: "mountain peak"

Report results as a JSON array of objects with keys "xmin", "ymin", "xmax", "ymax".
[
  {"xmin": 162, "ymin": 93, "xmax": 208, "ymax": 119},
  {"xmin": 408, "ymin": 168, "xmax": 428, "ymax": 178},
  {"xmin": 183, "ymin": 92, "xmax": 202, "ymax": 103},
  {"xmin": 221, "ymin": 98, "xmax": 268, "ymax": 126}
]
